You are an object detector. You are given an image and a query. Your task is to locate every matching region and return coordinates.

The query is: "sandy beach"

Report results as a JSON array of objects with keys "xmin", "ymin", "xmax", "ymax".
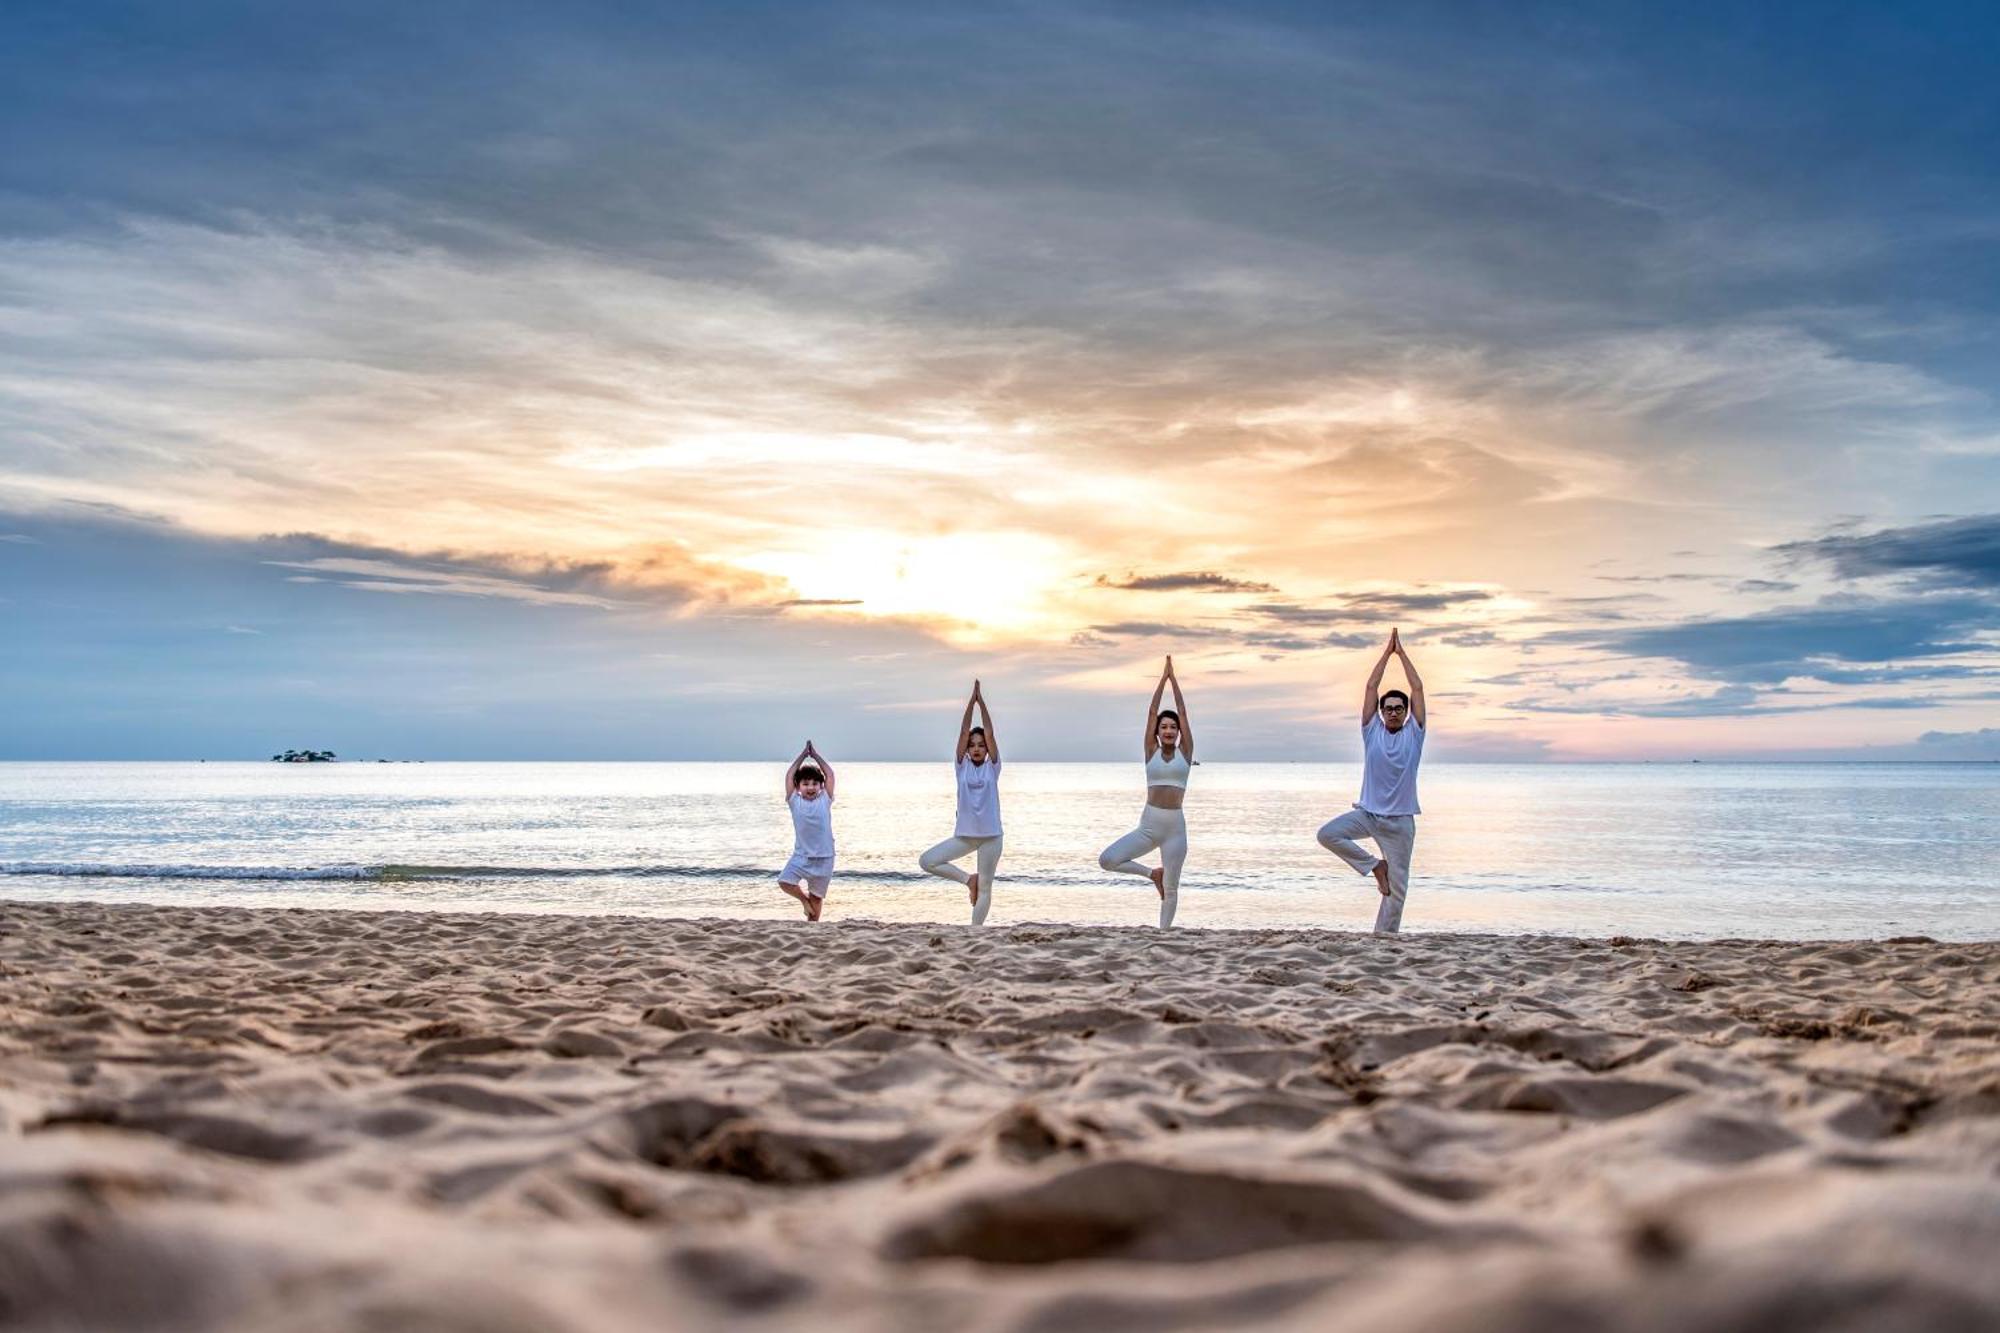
[{"xmin": 1, "ymin": 901, "xmax": 1996, "ymax": 1331}]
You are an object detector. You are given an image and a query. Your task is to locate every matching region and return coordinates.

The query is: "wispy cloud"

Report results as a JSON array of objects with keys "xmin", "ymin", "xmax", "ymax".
[
  {"xmin": 1096, "ymin": 571, "xmax": 1278, "ymax": 593},
  {"xmin": 1088, "ymin": 622, "xmax": 1236, "ymax": 640},
  {"xmin": 263, "ymin": 558, "xmax": 627, "ymax": 609},
  {"xmin": 1239, "ymin": 591, "xmax": 1492, "ymax": 628},
  {"xmin": 1503, "ymin": 683, "xmax": 1950, "ymax": 718}
]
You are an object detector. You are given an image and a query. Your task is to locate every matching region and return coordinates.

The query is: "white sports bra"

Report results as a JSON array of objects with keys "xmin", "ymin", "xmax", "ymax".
[{"xmin": 1145, "ymin": 746, "xmax": 1191, "ymax": 789}]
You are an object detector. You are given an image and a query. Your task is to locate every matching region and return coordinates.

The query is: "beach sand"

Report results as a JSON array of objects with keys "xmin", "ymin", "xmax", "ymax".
[{"xmin": 1, "ymin": 900, "xmax": 1996, "ymax": 1331}]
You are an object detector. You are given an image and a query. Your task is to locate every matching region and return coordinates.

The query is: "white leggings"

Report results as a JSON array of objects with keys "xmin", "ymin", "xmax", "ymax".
[
  {"xmin": 1098, "ymin": 804, "xmax": 1186, "ymax": 928},
  {"xmin": 919, "ymin": 834, "xmax": 1003, "ymax": 926}
]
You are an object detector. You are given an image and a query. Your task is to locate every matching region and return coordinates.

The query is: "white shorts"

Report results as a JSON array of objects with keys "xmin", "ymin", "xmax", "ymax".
[{"xmin": 780, "ymin": 852, "xmax": 834, "ymax": 898}]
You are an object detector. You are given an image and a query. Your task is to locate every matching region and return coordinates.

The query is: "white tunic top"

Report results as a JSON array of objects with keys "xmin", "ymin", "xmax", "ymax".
[
  {"xmin": 788, "ymin": 790, "xmax": 835, "ymax": 857},
  {"xmin": 954, "ymin": 756, "xmax": 1002, "ymax": 838},
  {"xmin": 1359, "ymin": 715, "xmax": 1424, "ymax": 816}
]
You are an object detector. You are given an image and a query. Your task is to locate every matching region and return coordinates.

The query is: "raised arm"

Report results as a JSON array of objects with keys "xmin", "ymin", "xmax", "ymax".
[
  {"xmin": 1166, "ymin": 657, "xmax": 1192, "ymax": 761},
  {"xmin": 806, "ymin": 740, "xmax": 836, "ymax": 801},
  {"xmin": 974, "ymin": 680, "xmax": 998, "ymax": 762},
  {"xmin": 1144, "ymin": 658, "xmax": 1170, "ymax": 758},
  {"xmin": 1394, "ymin": 633, "xmax": 1426, "ymax": 728},
  {"xmin": 1362, "ymin": 632, "xmax": 1395, "ymax": 726},
  {"xmin": 955, "ymin": 683, "xmax": 978, "ymax": 763},
  {"xmin": 783, "ymin": 740, "xmax": 811, "ymax": 799}
]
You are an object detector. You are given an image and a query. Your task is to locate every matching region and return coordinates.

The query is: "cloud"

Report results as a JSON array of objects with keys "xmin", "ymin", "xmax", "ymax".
[
  {"xmin": 1242, "ymin": 590, "xmax": 1491, "ymax": 627},
  {"xmin": 1778, "ymin": 514, "xmax": 2000, "ymax": 591},
  {"xmin": 1735, "ymin": 578, "xmax": 1798, "ymax": 594},
  {"xmin": 0, "ymin": 534, "xmax": 41, "ymax": 544},
  {"xmin": 1504, "ymin": 683, "xmax": 1949, "ymax": 718},
  {"xmin": 1242, "ymin": 603, "xmax": 1351, "ymax": 626},
  {"xmin": 247, "ymin": 526, "xmax": 782, "ymax": 611},
  {"xmin": 1916, "ymin": 727, "xmax": 2000, "ymax": 759},
  {"xmin": 1554, "ymin": 594, "xmax": 1668, "ymax": 613},
  {"xmin": 1096, "ymin": 571, "xmax": 1278, "ymax": 593},
  {"xmin": 1079, "ymin": 620, "xmax": 1383, "ymax": 655},
  {"xmin": 262, "ymin": 558, "xmax": 628, "ymax": 610},
  {"xmin": 1274, "ymin": 436, "xmax": 1568, "ymax": 514},
  {"xmin": 1502, "ymin": 326, "xmax": 1966, "ymax": 429},
  {"xmin": 1088, "ymin": 621, "xmax": 1235, "ymax": 639},
  {"xmin": 1340, "ymin": 590, "xmax": 1494, "ymax": 619},
  {"xmin": 780, "ymin": 598, "xmax": 865, "ymax": 607},
  {"xmin": 1572, "ymin": 595, "xmax": 2000, "ymax": 685},
  {"xmin": 1793, "ymin": 664, "xmax": 1995, "ymax": 685},
  {"xmin": 1508, "ymin": 685, "xmax": 1773, "ymax": 718},
  {"xmin": 1241, "ymin": 633, "xmax": 1323, "ymax": 652}
]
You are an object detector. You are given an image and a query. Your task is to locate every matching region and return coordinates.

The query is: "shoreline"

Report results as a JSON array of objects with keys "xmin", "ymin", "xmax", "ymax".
[
  {"xmin": 2, "ymin": 891, "xmax": 1990, "ymax": 945},
  {"xmin": 2, "ymin": 891, "xmax": 1992, "ymax": 946},
  {"xmin": 3, "ymin": 900, "xmax": 1996, "ymax": 1330}
]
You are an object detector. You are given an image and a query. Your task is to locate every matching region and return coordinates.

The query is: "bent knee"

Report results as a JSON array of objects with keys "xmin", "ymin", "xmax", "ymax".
[{"xmin": 1097, "ymin": 850, "xmax": 1122, "ymax": 871}]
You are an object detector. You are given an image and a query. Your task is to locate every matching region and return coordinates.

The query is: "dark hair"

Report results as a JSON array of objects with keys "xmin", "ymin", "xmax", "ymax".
[
  {"xmin": 1157, "ymin": 709, "xmax": 1181, "ymax": 730},
  {"xmin": 1380, "ymin": 690, "xmax": 1410, "ymax": 709},
  {"xmin": 794, "ymin": 764, "xmax": 825, "ymax": 786},
  {"xmin": 968, "ymin": 726, "xmax": 987, "ymax": 742}
]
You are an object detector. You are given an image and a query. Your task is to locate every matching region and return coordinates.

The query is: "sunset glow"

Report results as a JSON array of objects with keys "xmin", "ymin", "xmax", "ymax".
[{"xmin": 3, "ymin": 4, "xmax": 1996, "ymax": 761}]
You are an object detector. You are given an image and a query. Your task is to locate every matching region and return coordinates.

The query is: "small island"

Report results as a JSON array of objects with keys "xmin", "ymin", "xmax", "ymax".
[{"xmin": 271, "ymin": 749, "xmax": 337, "ymax": 763}]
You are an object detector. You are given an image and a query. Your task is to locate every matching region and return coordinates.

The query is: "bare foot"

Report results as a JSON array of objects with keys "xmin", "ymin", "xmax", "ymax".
[
  {"xmin": 966, "ymin": 872, "xmax": 980, "ymax": 906},
  {"xmin": 1371, "ymin": 862, "xmax": 1391, "ymax": 897},
  {"xmin": 1150, "ymin": 866, "xmax": 1166, "ymax": 899},
  {"xmin": 806, "ymin": 894, "xmax": 823, "ymax": 922}
]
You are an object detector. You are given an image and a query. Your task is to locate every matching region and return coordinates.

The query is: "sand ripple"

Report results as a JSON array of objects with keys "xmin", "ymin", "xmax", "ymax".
[{"xmin": 1, "ymin": 902, "xmax": 1996, "ymax": 1330}]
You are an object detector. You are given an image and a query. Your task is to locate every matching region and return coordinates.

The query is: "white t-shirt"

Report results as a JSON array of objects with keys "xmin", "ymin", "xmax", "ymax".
[
  {"xmin": 1359, "ymin": 714, "xmax": 1424, "ymax": 816},
  {"xmin": 788, "ymin": 790, "xmax": 834, "ymax": 857},
  {"xmin": 954, "ymin": 756, "xmax": 1002, "ymax": 838}
]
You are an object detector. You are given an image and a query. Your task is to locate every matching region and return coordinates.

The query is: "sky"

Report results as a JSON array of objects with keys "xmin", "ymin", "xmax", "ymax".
[{"xmin": 2, "ymin": 1, "xmax": 1998, "ymax": 761}]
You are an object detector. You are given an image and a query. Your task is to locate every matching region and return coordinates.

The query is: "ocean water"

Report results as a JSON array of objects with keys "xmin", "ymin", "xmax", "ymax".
[{"xmin": 0, "ymin": 761, "xmax": 1994, "ymax": 940}]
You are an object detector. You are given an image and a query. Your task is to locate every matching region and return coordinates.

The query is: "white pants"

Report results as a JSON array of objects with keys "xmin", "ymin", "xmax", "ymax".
[
  {"xmin": 1317, "ymin": 808, "xmax": 1415, "ymax": 933},
  {"xmin": 1099, "ymin": 804, "xmax": 1186, "ymax": 928},
  {"xmin": 919, "ymin": 834, "xmax": 1003, "ymax": 926}
]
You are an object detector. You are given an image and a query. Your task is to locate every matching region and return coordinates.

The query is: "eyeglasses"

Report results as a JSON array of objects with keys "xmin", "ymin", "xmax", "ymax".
[{"xmin": 1380, "ymin": 703, "xmax": 1407, "ymax": 712}]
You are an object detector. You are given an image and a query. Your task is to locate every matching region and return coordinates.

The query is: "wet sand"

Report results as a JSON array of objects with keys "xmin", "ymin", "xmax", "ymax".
[{"xmin": 2, "ymin": 900, "xmax": 1996, "ymax": 1330}]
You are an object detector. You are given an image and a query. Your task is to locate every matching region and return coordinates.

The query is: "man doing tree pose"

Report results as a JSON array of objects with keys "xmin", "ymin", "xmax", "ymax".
[{"xmin": 1317, "ymin": 628, "xmax": 1427, "ymax": 933}]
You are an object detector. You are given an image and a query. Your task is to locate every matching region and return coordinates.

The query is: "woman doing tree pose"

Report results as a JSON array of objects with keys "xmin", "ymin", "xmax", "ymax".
[{"xmin": 1097, "ymin": 655, "xmax": 1193, "ymax": 927}]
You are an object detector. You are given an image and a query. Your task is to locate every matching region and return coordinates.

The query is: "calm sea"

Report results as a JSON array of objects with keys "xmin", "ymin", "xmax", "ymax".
[{"xmin": 1, "ymin": 762, "xmax": 1994, "ymax": 940}]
